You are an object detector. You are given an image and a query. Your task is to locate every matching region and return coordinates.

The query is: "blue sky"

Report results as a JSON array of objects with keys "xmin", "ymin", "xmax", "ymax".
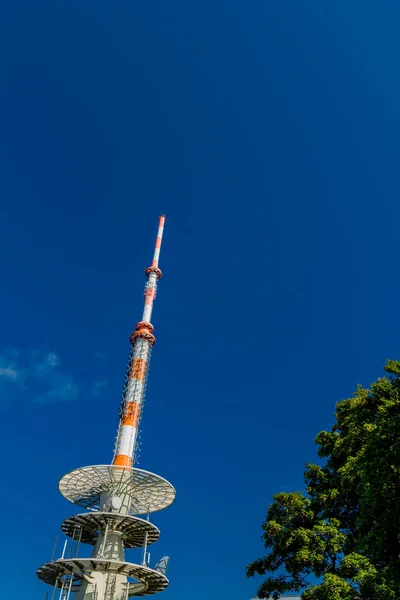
[{"xmin": 1, "ymin": 1, "xmax": 400, "ymax": 599}]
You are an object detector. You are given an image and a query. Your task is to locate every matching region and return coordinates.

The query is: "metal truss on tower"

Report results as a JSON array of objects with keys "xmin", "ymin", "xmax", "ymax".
[{"xmin": 37, "ymin": 216, "xmax": 175, "ymax": 600}]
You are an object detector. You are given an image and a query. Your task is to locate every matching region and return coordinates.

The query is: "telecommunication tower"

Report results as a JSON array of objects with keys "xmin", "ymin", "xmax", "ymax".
[{"xmin": 37, "ymin": 215, "xmax": 176, "ymax": 600}]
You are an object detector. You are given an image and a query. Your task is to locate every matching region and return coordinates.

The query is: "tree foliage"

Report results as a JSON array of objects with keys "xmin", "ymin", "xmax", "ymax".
[{"xmin": 247, "ymin": 360, "xmax": 400, "ymax": 599}]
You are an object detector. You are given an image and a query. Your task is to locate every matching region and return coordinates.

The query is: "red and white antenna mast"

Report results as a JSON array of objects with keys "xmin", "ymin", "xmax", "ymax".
[
  {"xmin": 113, "ymin": 215, "xmax": 166, "ymax": 468},
  {"xmin": 37, "ymin": 215, "xmax": 175, "ymax": 600}
]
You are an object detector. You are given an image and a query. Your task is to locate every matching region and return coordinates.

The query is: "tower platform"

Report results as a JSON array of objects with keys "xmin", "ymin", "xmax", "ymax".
[
  {"xmin": 62, "ymin": 512, "xmax": 160, "ymax": 548},
  {"xmin": 59, "ymin": 465, "xmax": 176, "ymax": 514},
  {"xmin": 37, "ymin": 558, "xmax": 169, "ymax": 596}
]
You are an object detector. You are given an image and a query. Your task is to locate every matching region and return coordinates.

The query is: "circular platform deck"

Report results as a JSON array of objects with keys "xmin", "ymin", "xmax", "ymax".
[
  {"xmin": 58, "ymin": 465, "xmax": 176, "ymax": 515},
  {"xmin": 62, "ymin": 512, "xmax": 160, "ymax": 548},
  {"xmin": 37, "ymin": 558, "xmax": 168, "ymax": 596}
]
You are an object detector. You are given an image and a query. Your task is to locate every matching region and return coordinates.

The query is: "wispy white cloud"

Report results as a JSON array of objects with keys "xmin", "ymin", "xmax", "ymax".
[
  {"xmin": 0, "ymin": 348, "xmax": 21, "ymax": 383},
  {"xmin": 34, "ymin": 350, "xmax": 60, "ymax": 374},
  {"xmin": 90, "ymin": 379, "xmax": 108, "ymax": 397},
  {"xmin": 0, "ymin": 366, "xmax": 19, "ymax": 381},
  {"xmin": 34, "ymin": 376, "xmax": 79, "ymax": 405},
  {"xmin": 0, "ymin": 348, "xmax": 80, "ymax": 406},
  {"xmin": 0, "ymin": 347, "xmax": 111, "ymax": 406}
]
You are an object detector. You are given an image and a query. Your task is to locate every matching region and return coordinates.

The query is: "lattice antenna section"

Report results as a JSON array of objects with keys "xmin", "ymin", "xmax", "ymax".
[
  {"xmin": 112, "ymin": 215, "xmax": 165, "ymax": 469},
  {"xmin": 113, "ymin": 339, "xmax": 152, "ymax": 465}
]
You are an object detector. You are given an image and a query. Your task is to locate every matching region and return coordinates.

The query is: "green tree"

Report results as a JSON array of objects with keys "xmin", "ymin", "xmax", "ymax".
[{"xmin": 247, "ymin": 360, "xmax": 400, "ymax": 599}]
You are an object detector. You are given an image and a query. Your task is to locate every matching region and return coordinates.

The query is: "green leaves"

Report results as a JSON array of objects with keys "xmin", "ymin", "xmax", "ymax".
[
  {"xmin": 247, "ymin": 360, "xmax": 400, "ymax": 599},
  {"xmin": 302, "ymin": 574, "xmax": 355, "ymax": 600}
]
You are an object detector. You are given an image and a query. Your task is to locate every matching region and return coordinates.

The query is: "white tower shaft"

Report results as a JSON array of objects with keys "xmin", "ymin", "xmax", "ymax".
[{"xmin": 113, "ymin": 216, "xmax": 166, "ymax": 469}]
